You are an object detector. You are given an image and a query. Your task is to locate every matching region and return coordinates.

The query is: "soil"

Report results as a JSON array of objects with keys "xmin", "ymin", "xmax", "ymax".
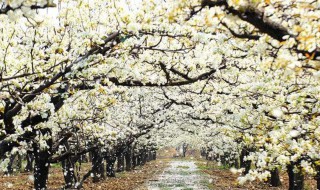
[
  {"xmin": 1, "ymin": 157, "xmax": 317, "ymax": 190},
  {"xmin": 0, "ymin": 160, "xmax": 168, "ymax": 190},
  {"xmin": 196, "ymin": 160, "xmax": 317, "ymax": 190}
]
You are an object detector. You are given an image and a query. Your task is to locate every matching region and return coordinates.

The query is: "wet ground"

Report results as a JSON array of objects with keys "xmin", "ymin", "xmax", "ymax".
[{"xmin": 146, "ymin": 160, "xmax": 210, "ymax": 190}]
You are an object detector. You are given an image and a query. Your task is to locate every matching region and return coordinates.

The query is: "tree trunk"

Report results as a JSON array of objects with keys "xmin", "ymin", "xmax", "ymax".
[
  {"xmin": 91, "ymin": 150, "xmax": 105, "ymax": 182},
  {"xmin": 182, "ymin": 143, "xmax": 188, "ymax": 157},
  {"xmin": 152, "ymin": 151, "xmax": 156, "ymax": 160},
  {"xmin": 316, "ymin": 166, "xmax": 320, "ymax": 190},
  {"xmin": 79, "ymin": 154, "xmax": 88, "ymax": 163},
  {"xmin": 116, "ymin": 153, "xmax": 125, "ymax": 172},
  {"xmin": 200, "ymin": 148, "xmax": 206, "ymax": 157},
  {"xmin": 88, "ymin": 152, "xmax": 93, "ymax": 162},
  {"xmin": 287, "ymin": 164, "xmax": 304, "ymax": 190},
  {"xmin": 148, "ymin": 151, "xmax": 153, "ymax": 161},
  {"xmin": 269, "ymin": 168, "xmax": 281, "ymax": 187},
  {"xmin": 141, "ymin": 150, "xmax": 147, "ymax": 165},
  {"xmin": 24, "ymin": 151, "xmax": 34, "ymax": 172},
  {"xmin": 62, "ymin": 158, "xmax": 76, "ymax": 188},
  {"xmin": 125, "ymin": 148, "xmax": 132, "ymax": 171},
  {"xmin": 137, "ymin": 154, "xmax": 142, "ymax": 166},
  {"xmin": 240, "ymin": 148, "xmax": 251, "ymax": 175},
  {"xmin": 232, "ymin": 157, "xmax": 240, "ymax": 169},
  {"xmin": 221, "ymin": 155, "xmax": 227, "ymax": 166},
  {"xmin": 33, "ymin": 138, "xmax": 52, "ymax": 190},
  {"xmin": 5, "ymin": 153, "xmax": 16, "ymax": 175},
  {"xmin": 17, "ymin": 154, "xmax": 23, "ymax": 172},
  {"xmin": 106, "ymin": 155, "xmax": 116, "ymax": 177},
  {"xmin": 132, "ymin": 155, "xmax": 137, "ymax": 168}
]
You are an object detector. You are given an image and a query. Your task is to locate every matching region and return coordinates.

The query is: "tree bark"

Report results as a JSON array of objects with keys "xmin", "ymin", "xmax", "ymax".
[
  {"xmin": 5, "ymin": 153, "xmax": 16, "ymax": 175},
  {"xmin": 240, "ymin": 148, "xmax": 251, "ymax": 175},
  {"xmin": 152, "ymin": 151, "xmax": 156, "ymax": 160},
  {"xmin": 269, "ymin": 168, "xmax": 281, "ymax": 187},
  {"xmin": 132, "ymin": 154, "xmax": 137, "ymax": 168},
  {"xmin": 17, "ymin": 154, "xmax": 23, "ymax": 172},
  {"xmin": 125, "ymin": 147, "xmax": 132, "ymax": 171},
  {"xmin": 316, "ymin": 166, "xmax": 320, "ymax": 190},
  {"xmin": 62, "ymin": 158, "xmax": 76, "ymax": 188},
  {"xmin": 24, "ymin": 151, "xmax": 34, "ymax": 172},
  {"xmin": 33, "ymin": 137, "xmax": 52, "ymax": 190},
  {"xmin": 116, "ymin": 152, "xmax": 125, "ymax": 172},
  {"xmin": 91, "ymin": 149, "xmax": 105, "ymax": 182},
  {"xmin": 232, "ymin": 157, "xmax": 240, "ymax": 169},
  {"xmin": 287, "ymin": 163, "xmax": 304, "ymax": 190},
  {"xmin": 137, "ymin": 154, "xmax": 142, "ymax": 166},
  {"xmin": 106, "ymin": 155, "xmax": 116, "ymax": 177},
  {"xmin": 141, "ymin": 150, "xmax": 147, "ymax": 165},
  {"xmin": 182, "ymin": 143, "xmax": 188, "ymax": 157}
]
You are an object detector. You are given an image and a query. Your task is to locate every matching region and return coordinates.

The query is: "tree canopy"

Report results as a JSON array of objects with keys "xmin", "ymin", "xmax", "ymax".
[{"xmin": 0, "ymin": 0, "xmax": 319, "ymax": 189}]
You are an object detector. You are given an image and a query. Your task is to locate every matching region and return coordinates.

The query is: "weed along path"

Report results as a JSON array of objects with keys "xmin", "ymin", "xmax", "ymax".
[{"xmin": 145, "ymin": 160, "xmax": 211, "ymax": 190}]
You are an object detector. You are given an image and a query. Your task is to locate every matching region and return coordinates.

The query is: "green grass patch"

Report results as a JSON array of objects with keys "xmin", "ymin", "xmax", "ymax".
[
  {"xmin": 177, "ymin": 165, "xmax": 190, "ymax": 169},
  {"xmin": 50, "ymin": 163, "xmax": 61, "ymax": 168},
  {"xmin": 179, "ymin": 171, "xmax": 192, "ymax": 175}
]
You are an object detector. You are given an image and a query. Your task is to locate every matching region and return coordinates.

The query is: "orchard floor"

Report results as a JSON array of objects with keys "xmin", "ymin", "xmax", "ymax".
[
  {"xmin": 195, "ymin": 160, "xmax": 317, "ymax": 190},
  {"xmin": 0, "ymin": 159, "xmax": 168, "ymax": 190},
  {"xmin": 139, "ymin": 158, "xmax": 317, "ymax": 190},
  {"xmin": 0, "ymin": 158, "xmax": 317, "ymax": 190},
  {"xmin": 140, "ymin": 160, "xmax": 210, "ymax": 190}
]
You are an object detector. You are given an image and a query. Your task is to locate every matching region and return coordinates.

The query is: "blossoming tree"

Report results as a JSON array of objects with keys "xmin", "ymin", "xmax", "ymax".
[{"xmin": 0, "ymin": 0, "xmax": 319, "ymax": 190}]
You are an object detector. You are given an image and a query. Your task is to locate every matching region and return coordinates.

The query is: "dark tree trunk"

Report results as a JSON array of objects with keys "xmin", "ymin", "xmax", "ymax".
[
  {"xmin": 316, "ymin": 166, "xmax": 320, "ymax": 190},
  {"xmin": 221, "ymin": 155, "xmax": 227, "ymax": 166},
  {"xmin": 182, "ymin": 143, "xmax": 188, "ymax": 157},
  {"xmin": 317, "ymin": 174, "xmax": 320, "ymax": 190},
  {"xmin": 200, "ymin": 148, "xmax": 206, "ymax": 157},
  {"xmin": 88, "ymin": 152, "xmax": 93, "ymax": 162},
  {"xmin": 148, "ymin": 151, "xmax": 153, "ymax": 161},
  {"xmin": 106, "ymin": 155, "xmax": 116, "ymax": 177},
  {"xmin": 269, "ymin": 168, "xmax": 281, "ymax": 187},
  {"xmin": 287, "ymin": 164, "xmax": 304, "ymax": 190},
  {"xmin": 17, "ymin": 154, "xmax": 23, "ymax": 172},
  {"xmin": 79, "ymin": 154, "xmax": 88, "ymax": 163},
  {"xmin": 146, "ymin": 151, "xmax": 150, "ymax": 162},
  {"xmin": 33, "ymin": 137, "xmax": 52, "ymax": 190},
  {"xmin": 5, "ymin": 153, "xmax": 16, "ymax": 175},
  {"xmin": 116, "ymin": 153, "xmax": 125, "ymax": 172},
  {"xmin": 137, "ymin": 154, "xmax": 142, "ymax": 166},
  {"xmin": 132, "ymin": 155, "xmax": 137, "ymax": 168},
  {"xmin": 24, "ymin": 151, "xmax": 34, "ymax": 172},
  {"xmin": 91, "ymin": 150, "xmax": 105, "ymax": 182},
  {"xmin": 240, "ymin": 148, "xmax": 251, "ymax": 175},
  {"xmin": 141, "ymin": 150, "xmax": 147, "ymax": 165},
  {"xmin": 232, "ymin": 157, "xmax": 240, "ymax": 169},
  {"xmin": 152, "ymin": 151, "xmax": 156, "ymax": 160},
  {"xmin": 62, "ymin": 158, "xmax": 76, "ymax": 188},
  {"xmin": 125, "ymin": 147, "xmax": 132, "ymax": 171}
]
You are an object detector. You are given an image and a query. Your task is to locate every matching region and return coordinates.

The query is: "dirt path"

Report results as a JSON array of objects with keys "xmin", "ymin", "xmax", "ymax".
[
  {"xmin": 0, "ymin": 160, "xmax": 167, "ymax": 190},
  {"xmin": 145, "ymin": 160, "xmax": 210, "ymax": 190}
]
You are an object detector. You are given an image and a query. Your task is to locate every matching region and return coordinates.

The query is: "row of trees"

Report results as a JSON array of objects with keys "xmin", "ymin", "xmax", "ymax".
[{"xmin": 0, "ymin": 0, "xmax": 319, "ymax": 190}]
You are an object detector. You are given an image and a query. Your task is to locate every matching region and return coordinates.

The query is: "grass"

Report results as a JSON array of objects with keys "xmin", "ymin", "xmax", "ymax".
[
  {"xmin": 178, "ymin": 170, "xmax": 192, "ymax": 175},
  {"xmin": 154, "ymin": 182, "xmax": 186, "ymax": 189},
  {"xmin": 199, "ymin": 178, "xmax": 215, "ymax": 189},
  {"xmin": 50, "ymin": 163, "xmax": 61, "ymax": 168},
  {"xmin": 177, "ymin": 165, "xmax": 190, "ymax": 169},
  {"xmin": 196, "ymin": 160, "xmax": 231, "ymax": 171}
]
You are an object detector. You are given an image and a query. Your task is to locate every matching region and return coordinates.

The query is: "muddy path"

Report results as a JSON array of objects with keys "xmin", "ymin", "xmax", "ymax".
[{"xmin": 145, "ymin": 160, "xmax": 210, "ymax": 190}]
